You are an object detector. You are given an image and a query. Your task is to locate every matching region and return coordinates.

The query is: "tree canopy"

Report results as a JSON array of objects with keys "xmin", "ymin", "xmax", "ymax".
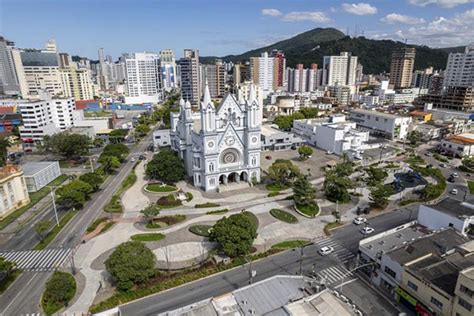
[
  {"xmin": 101, "ymin": 143, "xmax": 130, "ymax": 162},
  {"xmin": 109, "ymin": 129, "xmax": 129, "ymax": 143},
  {"xmin": 105, "ymin": 241, "xmax": 156, "ymax": 291},
  {"xmin": 41, "ymin": 133, "xmax": 90, "ymax": 159},
  {"xmin": 273, "ymin": 112, "xmax": 305, "ymax": 130},
  {"xmin": 293, "ymin": 175, "xmax": 316, "ymax": 207},
  {"xmin": 369, "ymin": 184, "xmax": 392, "ymax": 209},
  {"xmin": 146, "ymin": 149, "xmax": 185, "ymax": 184},
  {"xmin": 135, "ymin": 124, "xmax": 150, "ymax": 137},
  {"xmin": 140, "ymin": 203, "xmax": 161, "ymax": 221},
  {"xmin": 0, "ymin": 137, "xmax": 11, "ymax": 167},
  {"xmin": 0, "ymin": 256, "xmax": 15, "ymax": 276},
  {"xmin": 56, "ymin": 179, "xmax": 93, "ymax": 209},
  {"xmin": 268, "ymin": 159, "xmax": 301, "ymax": 186},
  {"xmin": 298, "ymin": 145, "xmax": 313, "ymax": 160},
  {"xmin": 34, "ymin": 219, "xmax": 52, "ymax": 238},
  {"xmin": 79, "ymin": 172, "xmax": 104, "ymax": 191},
  {"xmin": 42, "ymin": 271, "xmax": 76, "ymax": 314},
  {"xmin": 299, "ymin": 107, "xmax": 319, "ymax": 119},
  {"xmin": 98, "ymin": 155, "xmax": 121, "ymax": 174},
  {"xmin": 210, "ymin": 213, "xmax": 257, "ymax": 257}
]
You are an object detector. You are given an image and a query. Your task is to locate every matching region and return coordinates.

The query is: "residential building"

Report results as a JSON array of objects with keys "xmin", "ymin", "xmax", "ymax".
[
  {"xmin": 201, "ymin": 60, "xmax": 225, "ymax": 98},
  {"xmin": 21, "ymin": 161, "xmax": 61, "ymax": 192},
  {"xmin": 270, "ymin": 49, "xmax": 286, "ymax": 89},
  {"xmin": 60, "ymin": 63, "xmax": 94, "ymax": 100},
  {"xmin": 440, "ymin": 133, "xmax": 474, "ymax": 157},
  {"xmin": 287, "ymin": 64, "xmax": 318, "ymax": 93},
  {"xmin": 328, "ymin": 85, "xmax": 353, "ymax": 106},
  {"xmin": 444, "ymin": 43, "xmax": 474, "ymax": 88},
  {"xmin": 349, "ymin": 109, "xmax": 412, "ymax": 140},
  {"xmin": 233, "ymin": 62, "xmax": 250, "ymax": 85},
  {"xmin": 250, "ymin": 52, "xmax": 274, "ymax": 97},
  {"xmin": 153, "ymin": 129, "xmax": 171, "ymax": 148},
  {"xmin": 159, "ymin": 49, "xmax": 177, "ymax": 91},
  {"xmin": 124, "ymin": 52, "xmax": 161, "ymax": 104},
  {"xmin": 322, "ymin": 52, "xmax": 358, "ymax": 86},
  {"xmin": 418, "ymin": 198, "xmax": 474, "ymax": 237},
  {"xmin": 97, "ymin": 48, "xmax": 108, "ymax": 90},
  {"xmin": 452, "ymin": 266, "xmax": 474, "ymax": 316},
  {"xmin": 260, "ymin": 124, "xmax": 304, "ymax": 151},
  {"xmin": 417, "ymin": 86, "xmax": 474, "ymax": 112},
  {"xmin": 170, "ymin": 83, "xmax": 261, "ymax": 191},
  {"xmin": 179, "ymin": 49, "xmax": 201, "ymax": 106},
  {"xmin": 0, "ymin": 165, "xmax": 30, "ymax": 219},
  {"xmin": 236, "ymin": 81, "xmax": 263, "ymax": 108},
  {"xmin": 0, "ymin": 37, "xmax": 21, "ymax": 95},
  {"xmin": 389, "ymin": 47, "xmax": 416, "ymax": 89}
]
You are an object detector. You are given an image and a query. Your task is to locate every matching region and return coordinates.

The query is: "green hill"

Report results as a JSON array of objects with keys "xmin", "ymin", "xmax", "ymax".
[{"xmin": 201, "ymin": 27, "xmax": 462, "ymax": 74}]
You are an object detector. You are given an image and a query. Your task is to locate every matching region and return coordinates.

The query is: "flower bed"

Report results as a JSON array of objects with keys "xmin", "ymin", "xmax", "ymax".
[
  {"xmin": 269, "ymin": 209, "xmax": 298, "ymax": 223},
  {"xmin": 188, "ymin": 225, "xmax": 213, "ymax": 237},
  {"xmin": 294, "ymin": 203, "xmax": 320, "ymax": 218}
]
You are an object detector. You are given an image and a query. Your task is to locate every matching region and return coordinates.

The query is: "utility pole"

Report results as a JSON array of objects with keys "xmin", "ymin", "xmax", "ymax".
[
  {"xmin": 49, "ymin": 186, "xmax": 60, "ymax": 227},
  {"xmin": 299, "ymin": 246, "xmax": 304, "ymax": 275}
]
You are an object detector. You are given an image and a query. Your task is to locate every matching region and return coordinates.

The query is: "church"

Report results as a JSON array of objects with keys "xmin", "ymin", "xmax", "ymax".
[{"xmin": 170, "ymin": 83, "xmax": 261, "ymax": 191}]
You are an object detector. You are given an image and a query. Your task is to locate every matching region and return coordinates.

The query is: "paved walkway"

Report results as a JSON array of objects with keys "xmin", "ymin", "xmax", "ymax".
[{"xmin": 122, "ymin": 162, "xmax": 150, "ymax": 219}]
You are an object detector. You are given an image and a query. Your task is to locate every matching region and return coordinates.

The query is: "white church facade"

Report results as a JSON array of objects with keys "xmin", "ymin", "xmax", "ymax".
[{"xmin": 170, "ymin": 83, "xmax": 261, "ymax": 191}]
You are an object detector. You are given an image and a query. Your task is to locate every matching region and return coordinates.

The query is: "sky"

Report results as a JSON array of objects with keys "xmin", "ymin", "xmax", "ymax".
[{"xmin": 1, "ymin": 0, "xmax": 473, "ymax": 60}]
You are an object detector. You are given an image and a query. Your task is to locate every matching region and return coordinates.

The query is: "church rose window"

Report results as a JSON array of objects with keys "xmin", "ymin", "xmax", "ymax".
[{"xmin": 220, "ymin": 148, "xmax": 240, "ymax": 164}]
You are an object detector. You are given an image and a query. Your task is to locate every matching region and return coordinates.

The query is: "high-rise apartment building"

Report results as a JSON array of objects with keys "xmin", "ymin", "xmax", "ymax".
[
  {"xmin": 201, "ymin": 60, "xmax": 226, "ymax": 98},
  {"xmin": 270, "ymin": 49, "xmax": 286, "ymax": 89},
  {"xmin": 180, "ymin": 49, "xmax": 200, "ymax": 106},
  {"xmin": 159, "ymin": 49, "xmax": 177, "ymax": 91},
  {"xmin": 233, "ymin": 62, "xmax": 251, "ymax": 85},
  {"xmin": 287, "ymin": 64, "xmax": 318, "ymax": 93},
  {"xmin": 389, "ymin": 47, "xmax": 416, "ymax": 89},
  {"xmin": 124, "ymin": 52, "xmax": 161, "ymax": 104},
  {"xmin": 250, "ymin": 52, "xmax": 274, "ymax": 97},
  {"xmin": 444, "ymin": 43, "xmax": 474, "ymax": 88},
  {"xmin": 0, "ymin": 37, "xmax": 21, "ymax": 96},
  {"xmin": 98, "ymin": 48, "xmax": 108, "ymax": 91},
  {"xmin": 322, "ymin": 52, "xmax": 358, "ymax": 86},
  {"xmin": 60, "ymin": 65, "xmax": 94, "ymax": 100}
]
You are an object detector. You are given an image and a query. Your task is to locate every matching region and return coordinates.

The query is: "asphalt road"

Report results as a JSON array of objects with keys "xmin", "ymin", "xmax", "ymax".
[
  {"xmin": 119, "ymin": 208, "xmax": 416, "ymax": 316},
  {"xmin": 0, "ymin": 133, "xmax": 153, "ymax": 315}
]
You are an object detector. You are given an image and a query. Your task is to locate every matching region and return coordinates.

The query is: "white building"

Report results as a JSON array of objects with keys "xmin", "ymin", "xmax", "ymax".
[
  {"xmin": 72, "ymin": 109, "xmax": 112, "ymax": 134},
  {"xmin": 444, "ymin": 43, "xmax": 474, "ymax": 88},
  {"xmin": 440, "ymin": 133, "xmax": 474, "ymax": 157},
  {"xmin": 60, "ymin": 64, "xmax": 94, "ymax": 100},
  {"xmin": 159, "ymin": 49, "xmax": 177, "ymax": 91},
  {"xmin": 21, "ymin": 161, "xmax": 61, "ymax": 192},
  {"xmin": 250, "ymin": 52, "xmax": 274, "ymax": 98},
  {"xmin": 260, "ymin": 124, "xmax": 304, "ymax": 151},
  {"xmin": 153, "ymin": 129, "xmax": 171, "ymax": 148},
  {"xmin": 179, "ymin": 49, "xmax": 201, "ymax": 106},
  {"xmin": 322, "ymin": 52, "xmax": 358, "ymax": 86},
  {"xmin": 328, "ymin": 85, "xmax": 353, "ymax": 105},
  {"xmin": 418, "ymin": 198, "xmax": 474, "ymax": 237},
  {"xmin": 0, "ymin": 166, "xmax": 30, "ymax": 219},
  {"xmin": 124, "ymin": 52, "xmax": 161, "ymax": 104},
  {"xmin": 349, "ymin": 109, "xmax": 412, "ymax": 140},
  {"xmin": 170, "ymin": 83, "xmax": 261, "ymax": 191},
  {"xmin": 286, "ymin": 64, "xmax": 318, "ymax": 93}
]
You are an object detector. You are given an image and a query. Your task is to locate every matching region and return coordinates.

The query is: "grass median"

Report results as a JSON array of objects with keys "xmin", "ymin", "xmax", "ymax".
[{"xmin": 33, "ymin": 211, "xmax": 77, "ymax": 250}]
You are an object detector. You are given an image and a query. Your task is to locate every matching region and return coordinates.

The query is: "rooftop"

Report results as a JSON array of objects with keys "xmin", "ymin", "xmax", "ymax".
[
  {"xmin": 425, "ymin": 198, "xmax": 474, "ymax": 218},
  {"xmin": 20, "ymin": 161, "xmax": 58, "ymax": 176},
  {"xmin": 350, "ymin": 108, "xmax": 409, "ymax": 119},
  {"xmin": 446, "ymin": 133, "xmax": 474, "ymax": 145},
  {"xmin": 261, "ymin": 124, "xmax": 286, "ymax": 136},
  {"xmin": 0, "ymin": 165, "xmax": 22, "ymax": 181}
]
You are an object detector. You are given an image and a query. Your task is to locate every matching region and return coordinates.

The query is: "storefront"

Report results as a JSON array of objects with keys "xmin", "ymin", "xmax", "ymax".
[{"xmin": 395, "ymin": 287, "xmax": 434, "ymax": 316}]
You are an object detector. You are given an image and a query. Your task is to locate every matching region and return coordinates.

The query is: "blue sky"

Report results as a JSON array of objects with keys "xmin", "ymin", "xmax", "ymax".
[{"xmin": 1, "ymin": 0, "xmax": 473, "ymax": 60}]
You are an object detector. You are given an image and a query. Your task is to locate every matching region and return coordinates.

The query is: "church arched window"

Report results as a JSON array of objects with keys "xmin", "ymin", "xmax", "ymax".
[
  {"xmin": 251, "ymin": 157, "xmax": 256, "ymax": 166},
  {"xmin": 209, "ymin": 162, "xmax": 215, "ymax": 172}
]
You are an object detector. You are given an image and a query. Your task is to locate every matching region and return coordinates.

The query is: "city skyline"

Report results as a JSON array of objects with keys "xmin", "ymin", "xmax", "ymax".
[{"xmin": 1, "ymin": 0, "xmax": 473, "ymax": 60}]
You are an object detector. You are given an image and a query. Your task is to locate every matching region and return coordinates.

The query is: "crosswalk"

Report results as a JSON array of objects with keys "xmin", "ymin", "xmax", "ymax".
[
  {"xmin": 314, "ymin": 264, "xmax": 355, "ymax": 287},
  {"xmin": 314, "ymin": 237, "xmax": 355, "ymax": 263},
  {"xmin": 0, "ymin": 248, "xmax": 72, "ymax": 272}
]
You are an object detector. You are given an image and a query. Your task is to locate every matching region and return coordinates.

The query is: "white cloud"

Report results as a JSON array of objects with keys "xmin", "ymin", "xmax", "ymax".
[
  {"xmin": 393, "ymin": 9, "xmax": 474, "ymax": 46},
  {"xmin": 341, "ymin": 3, "xmax": 378, "ymax": 15},
  {"xmin": 261, "ymin": 8, "xmax": 283, "ymax": 17},
  {"xmin": 381, "ymin": 13, "xmax": 426, "ymax": 25},
  {"xmin": 281, "ymin": 11, "xmax": 331, "ymax": 23},
  {"xmin": 408, "ymin": 0, "xmax": 474, "ymax": 8}
]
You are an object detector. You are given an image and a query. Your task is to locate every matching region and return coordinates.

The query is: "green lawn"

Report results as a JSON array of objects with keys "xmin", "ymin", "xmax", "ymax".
[
  {"xmin": 267, "ymin": 191, "xmax": 280, "ymax": 197},
  {"xmin": 468, "ymin": 181, "xmax": 474, "ymax": 194},
  {"xmin": 145, "ymin": 184, "xmax": 177, "ymax": 192},
  {"xmin": 104, "ymin": 195, "xmax": 123, "ymax": 213},
  {"xmin": 324, "ymin": 221, "xmax": 343, "ymax": 236},
  {"xmin": 271, "ymin": 240, "xmax": 307, "ymax": 250},
  {"xmin": 266, "ymin": 183, "xmax": 289, "ymax": 192},
  {"xmin": 41, "ymin": 272, "xmax": 76, "ymax": 315},
  {"xmin": 206, "ymin": 209, "xmax": 229, "ymax": 215},
  {"xmin": 189, "ymin": 225, "xmax": 213, "ymax": 237},
  {"xmin": 130, "ymin": 233, "xmax": 165, "ymax": 242},
  {"xmin": 34, "ymin": 211, "xmax": 77, "ymax": 250},
  {"xmin": 194, "ymin": 202, "xmax": 220, "ymax": 208},
  {"xmin": 86, "ymin": 217, "xmax": 108, "ymax": 233},
  {"xmin": 269, "ymin": 209, "xmax": 298, "ymax": 224},
  {"xmin": 295, "ymin": 203, "xmax": 320, "ymax": 217},
  {"xmin": 145, "ymin": 222, "xmax": 161, "ymax": 229},
  {"xmin": 0, "ymin": 175, "xmax": 68, "ymax": 230}
]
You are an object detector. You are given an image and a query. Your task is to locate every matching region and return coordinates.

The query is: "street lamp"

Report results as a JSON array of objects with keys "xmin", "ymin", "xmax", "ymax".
[{"xmin": 46, "ymin": 185, "xmax": 60, "ymax": 227}]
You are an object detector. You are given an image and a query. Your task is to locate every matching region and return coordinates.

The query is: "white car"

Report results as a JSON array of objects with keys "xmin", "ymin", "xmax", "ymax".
[
  {"xmin": 131, "ymin": 157, "xmax": 136, "ymax": 162},
  {"xmin": 451, "ymin": 188, "xmax": 458, "ymax": 195},
  {"xmin": 452, "ymin": 173, "xmax": 459, "ymax": 178},
  {"xmin": 361, "ymin": 227, "xmax": 375, "ymax": 235},
  {"xmin": 318, "ymin": 246, "xmax": 334, "ymax": 256},
  {"xmin": 353, "ymin": 217, "xmax": 367, "ymax": 225},
  {"xmin": 440, "ymin": 163, "xmax": 448, "ymax": 168},
  {"xmin": 425, "ymin": 152, "xmax": 433, "ymax": 157}
]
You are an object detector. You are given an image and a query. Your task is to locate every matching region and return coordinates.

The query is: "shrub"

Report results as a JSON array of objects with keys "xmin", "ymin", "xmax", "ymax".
[
  {"xmin": 189, "ymin": 225, "xmax": 213, "ymax": 237},
  {"xmin": 206, "ymin": 209, "xmax": 229, "ymax": 215},
  {"xmin": 130, "ymin": 233, "xmax": 165, "ymax": 242},
  {"xmin": 269, "ymin": 209, "xmax": 298, "ymax": 223},
  {"xmin": 153, "ymin": 215, "xmax": 186, "ymax": 226},
  {"xmin": 194, "ymin": 202, "xmax": 220, "ymax": 208},
  {"xmin": 295, "ymin": 203, "xmax": 320, "ymax": 217},
  {"xmin": 87, "ymin": 217, "xmax": 108, "ymax": 233},
  {"xmin": 185, "ymin": 192, "xmax": 193, "ymax": 202},
  {"xmin": 157, "ymin": 194, "xmax": 181, "ymax": 208},
  {"xmin": 267, "ymin": 191, "xmax": 280, "ymax": 197},
  {"xmin": 41, "ymin": 272, "xmax": 76, "ymax": 315}
]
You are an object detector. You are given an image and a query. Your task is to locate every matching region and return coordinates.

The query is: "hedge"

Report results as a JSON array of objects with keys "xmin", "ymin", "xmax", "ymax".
[{"xmin": 269, "ymin": 209, "xmax": 298, "ymax": 224}]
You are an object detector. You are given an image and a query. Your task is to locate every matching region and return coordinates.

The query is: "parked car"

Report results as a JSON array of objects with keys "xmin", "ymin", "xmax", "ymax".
[
  {"xmin": 361, "ymin": 226, "xmax": 375, "ymax": 235},
  {"xmin": 353, "ymin": 217, "xmax": 367, "ymax": 225},
  {"xmin": 265, "ymin": 155, "xmax": 272, "ymax": 160},
  {"xmin": 448, "ymin": 176, "xmax": 455, "ymax": 183},
  {"xmin": 139, "ymin": 155, "xmax": 146, "ymax": 160},
  {"xmin": 440, "ymin": 163, "xmax": 448, "ymax": 168},
  {"xmin": 318, "ymin": 246, "xmax": 334, "ymax": 256},
  {"xmin": 451, "ymin": 188, "xmax": 458, "ymax": 195},
  {"xmin": 452, "ymin": 172, "xmax": 459, "ymax": 178},
  {"xmin": 425, "ymin": 152, "xmax": 433, "ymax": 157}
]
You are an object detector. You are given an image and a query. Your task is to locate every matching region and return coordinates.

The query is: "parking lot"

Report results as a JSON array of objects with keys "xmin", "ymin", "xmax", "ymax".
[{"xmin": 260, "ymin": 146, "xmax": 341, "ymax": 180}]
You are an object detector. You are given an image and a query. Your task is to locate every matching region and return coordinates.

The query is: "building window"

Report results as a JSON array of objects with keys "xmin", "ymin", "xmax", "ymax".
[
  {"xmin": 430, "ymin": 297, "xmax": 443, "ymax": 309},
  {"xmin": 384, "ymin": 266, "xmax": 396, "ymax": 279},
  {"xmin": 209, "ymin": 162, "xmax": 215, "ymax": 172},
  {"xmin": 407, "ymin": 281, "xmax": 418, "ymax": 291},
  {"xmin": 460, "ymin": 284, "xmax": 474, "ymax": 297},
  {"xmin": 252, "ymin": 157, "xmax": 256, "ymax": 166},
  {"xmin": 458, "ymin": 298, "xmax": 472, "ymax": 312}
]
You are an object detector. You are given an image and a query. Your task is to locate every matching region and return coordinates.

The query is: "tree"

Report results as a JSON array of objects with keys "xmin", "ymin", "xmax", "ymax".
[
  {"xmin": 369, "ymin": 184, "xmax": 391, "ymax": 209},
  {"xmin": 140, "ymin": 203, "xmax": 161, "ymax": 223},
  {"xmin": 109, "ymin": 129, "xmax": 129, "ymax": 143},
  {"xmin": 299, "ymin": 107, "xmax": 319, "ymax": 119},
  {"xmin": 273, "ymin": 115, "xmax": 293, "ymax": 130},
  {"xmin": 210, "ymin": 213, "xmax": 257, "ymax": 257},
  {"xmin": 293, "ymin": 175, "xmax": 316, "ymax": 207},
  {"xmin": 41, "ymin": 133, "xmax": 90, "ymax": 159},
  {"xmin": 407, "ymin": 131, "xmax": 423, "ymax": 147},
  {"xmin": 146, "ymin": 149, "xmax": 185, "ymax": 184},
  {"xmin": 34, "ymin": 220, "xmax": 52, "ymax": 239},
  {"xmin": 298, "ymin": 145, "xmax": 313, "ymax": 160},
  {"xmin": 42, "ymin": 272, "xmax": 76, "ymax": 311},
  {"xmin": 324, "ymin": 171, "xmax": 353, "ymax": 203},
  {"xmin": 55, "ymin": 180, "xmax": 93, "ymax": 208},
  {"xmin": 101, "ymin": 143, "xmax": 130, "ymax": 162},
  {"xmin": 98, "ymin": 155, "xmax": 121, "ymax": 174},
  {"xmin": 105, "ymin": 241, "xmax": 156, "ymax": 291},
  {"xmin": 268, "ymin": 159, "xmax": 301, "ymax": 186},
  {"xmin": 135, "ymin": 124, "xmax": 150, "ymax": 137},
  {"xmin": 79, "ymin": 172, "xmax": 104, "ymax": 191},
  {"xmin": 365, "ymin": 167, "xmax": 388, "ymax": 187},
  {"xmin": 0, "ymin": 256, "xmax": 15, "ymax": 279},
  {"xmin": 0, "ymin": 137, "xmax": 11, "ymax": 167}
]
